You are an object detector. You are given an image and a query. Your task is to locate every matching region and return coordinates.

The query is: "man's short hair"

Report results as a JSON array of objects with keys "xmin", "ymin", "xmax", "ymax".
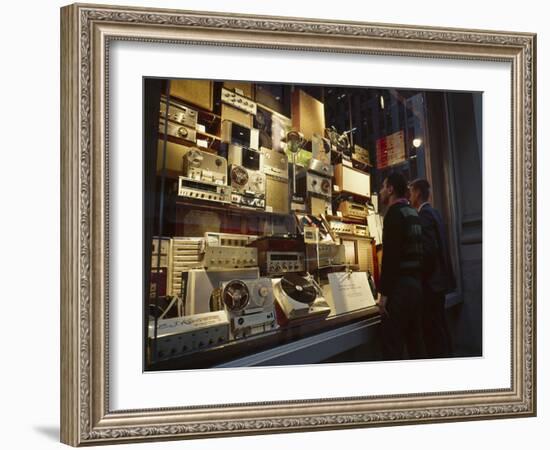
[
  {"xmin": 384, "ymin": 172, "xmax": 408, "ymax": 198},
  {"xmin": 410, "ymin": 178, "xmax": 431, "ymax": 202}
]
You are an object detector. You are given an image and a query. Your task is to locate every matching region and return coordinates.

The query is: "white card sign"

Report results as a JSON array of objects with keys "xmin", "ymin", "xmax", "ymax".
[{"xmin": 325, "ymin": 271, "xmax": 376, "ymax": 315}]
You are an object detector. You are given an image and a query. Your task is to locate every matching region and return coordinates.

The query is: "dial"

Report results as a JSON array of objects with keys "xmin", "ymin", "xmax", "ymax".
[
  {"xmin": 222, "ymin": 280, "xmax": 250, "ymax": 311},
  {"xmin": 231, "ymin": 166, "xmax": 249, "ymax": 186},
  {"xmin": 186, "ymin": 149, "xmax": 203, "ymax": 168}
]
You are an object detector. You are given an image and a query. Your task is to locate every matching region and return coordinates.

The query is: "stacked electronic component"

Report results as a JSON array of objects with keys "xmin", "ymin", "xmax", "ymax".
[
  {"xmin": 150, "ymin": 83, "xmax": 381, "ymax": 363},
  {"xmin": 295, "ymin": 133, "xmax": 333, "ymax": 215},
  {"xmin": 170, "ymin": 237, "xmax": 204, "ymax": 297},
  {"xmin": 149, "ymin": 311, "xmax": 230, "ymax": 361}
]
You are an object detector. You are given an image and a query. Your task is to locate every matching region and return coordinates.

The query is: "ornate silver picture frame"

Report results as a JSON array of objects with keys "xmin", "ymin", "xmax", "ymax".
[{"xmin": 60, "ymin": 3, "xmax": 536, "ymax": 446}]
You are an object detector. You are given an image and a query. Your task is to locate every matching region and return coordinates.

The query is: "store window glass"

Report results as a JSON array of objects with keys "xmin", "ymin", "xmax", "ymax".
[{"xmin": 143, "ymin": 78, "xmax": 482, "ymax": 370}]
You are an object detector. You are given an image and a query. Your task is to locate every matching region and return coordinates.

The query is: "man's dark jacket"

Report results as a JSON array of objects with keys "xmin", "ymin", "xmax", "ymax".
[{"xmin": 418, "ymin": 204, "xmax": 456, "ymax": 294}]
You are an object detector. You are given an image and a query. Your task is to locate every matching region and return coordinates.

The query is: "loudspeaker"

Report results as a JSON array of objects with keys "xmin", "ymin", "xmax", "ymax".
[
  {"xmin": 265, "ymin": 175, "xmax": 290, "ymax": 214},
  {"xmin": 291, "ymin": 90, "xmax": 325, "ymax": 141},
  {"xmin": 169, "ymin": 79, "xmax": 213, "ymax": 111}
]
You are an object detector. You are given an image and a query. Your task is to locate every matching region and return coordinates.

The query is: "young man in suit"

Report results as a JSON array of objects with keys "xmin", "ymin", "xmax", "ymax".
[
  {"xmin": 377, "ymin": 172, "xmax": 425, "ymax": 360},
  {"xmin": 409, "ymin": 178, "xmax": 456, "ymax": 358}
]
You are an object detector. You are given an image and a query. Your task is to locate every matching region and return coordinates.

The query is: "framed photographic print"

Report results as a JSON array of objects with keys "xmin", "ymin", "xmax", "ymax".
[{"xmin": 60, "ymin": 3, "xmax": 536, "ymax": 446}]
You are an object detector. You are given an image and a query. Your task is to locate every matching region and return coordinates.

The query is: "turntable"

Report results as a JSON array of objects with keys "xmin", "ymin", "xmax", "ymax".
[{"xmin": 272, "ymin": 273, "xmax": 331, "ymax": 322}]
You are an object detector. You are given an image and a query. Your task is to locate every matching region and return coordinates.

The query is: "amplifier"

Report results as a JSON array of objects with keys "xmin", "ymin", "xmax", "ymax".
[
  {"xmin": 338, "ymin": 200, "xmax": 369, "ymax": 219},
  {"xmin": 148, "ymin": 311, "xmax": 229, "ymax": 361},
  {"xmin": 203, "ymin": 246, "xmax": 258, "ymax": 269},
  {"xmin": 329, "ymin": 220, "xmax": 354, "ymax": 235},
  {"xmin": 334, "ymin": 164, "xmax": 371, "ymax": 197},
  {"xmin": 221, "ymin": 120, "xmax": 259, "ymax": 150},
  {"xmin": 204, "ymin": 232, "xmax": 255, "ymax": 247},
  {"xmin": 291, "ymin": 90, "xmax": 325, "ymax": 141},
  {"xmin": 203, "ymin": 233, "xmax": 258, "ymax": 269},
  {"xmin": 265, "ymin": 175, "xmax": 290, "ymax": 214},
  {"xmin": 159, "ymin": 118, "xmax": 197, "ymax": 143},
  {"xmin": 260, "ymin": 147, "xmax": 288, "ymax": 180},
  {"xmin": 221, "ymin": 103, "xmax": 253, "ymax": 129},
  {"xmin": 159, "ymin": 96, "xmax": 198, "ymax": 128},
  {"xmin": 182, "ymin": 148, "xmax": 228, "ymax": 185},
  {"xmin": 248, "ymin": 236, "xmax": 304, "ymax": 275},
  {"xmin": 183, "ymin": 268, "xmax": 259, "ymax": 315},
  {"xmin": 228, "ymin": 144, "xmax": 262, "ymax": 171},
  {"xmin": 223, "ymin": 81, "xmax": 254, "ymax": 98},
  {"xmin": 177, "ymin": 176, "xmax": 232, "ymax": 204},
  {"xmin": 265, "ymin": 251, "xmax": 305, "ymax": 275},
  {"xmin": 353, "ymin": 224, "xmax": 369, "ymax": 237},
  {"xmin": 221, "ymin": 87, "xmax": 257, "ymax": 115}
]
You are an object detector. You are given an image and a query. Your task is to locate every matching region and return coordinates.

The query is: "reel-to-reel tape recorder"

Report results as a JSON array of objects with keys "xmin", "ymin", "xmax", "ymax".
[
  {"xmin": 229, "ymin": 164, "xmax": 266, "ymax": 209},
  {"xmin": 219, "ymin": 278, "xmax": 279, "ymax": 339}
]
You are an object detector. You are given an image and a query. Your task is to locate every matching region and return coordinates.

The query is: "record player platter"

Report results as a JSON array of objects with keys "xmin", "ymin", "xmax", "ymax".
[{"xmin": 280, "ymin": 273, "xmax": 317, "ymax": 304}]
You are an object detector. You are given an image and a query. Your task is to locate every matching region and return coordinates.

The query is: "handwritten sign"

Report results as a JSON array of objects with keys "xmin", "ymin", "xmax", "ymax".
[{"xmin": 376, "ymin": 130, "xmax": 406, "ymax": 169}]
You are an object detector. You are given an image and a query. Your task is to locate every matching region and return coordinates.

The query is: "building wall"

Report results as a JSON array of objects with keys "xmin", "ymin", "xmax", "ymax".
[{"xmin": 427, "ymin": 92, "xmax": 483, "ymax": 356}]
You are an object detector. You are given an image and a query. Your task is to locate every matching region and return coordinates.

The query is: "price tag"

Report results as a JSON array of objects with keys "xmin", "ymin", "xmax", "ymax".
[{"xmin": 196, "ymin": 124, "xmax": 206, "ymax": 133}]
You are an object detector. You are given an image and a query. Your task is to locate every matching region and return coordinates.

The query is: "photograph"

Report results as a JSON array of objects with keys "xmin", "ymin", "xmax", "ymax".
[
  {"xmin": 56, "ymin": 2, "xmax": 537, "ymax": 446},
  {"xmin": 145, "ymin": 78, "xmax": 482, "ymax": 371}
]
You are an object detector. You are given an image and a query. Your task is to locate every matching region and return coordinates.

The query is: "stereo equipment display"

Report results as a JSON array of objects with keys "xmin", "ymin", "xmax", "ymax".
[{"xmin": 149, "ymin": 79, "xmax": 392, "ymax": 367}]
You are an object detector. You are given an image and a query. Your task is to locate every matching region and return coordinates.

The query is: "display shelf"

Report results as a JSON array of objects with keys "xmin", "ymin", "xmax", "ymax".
[{"xmin": 147, "ymin": 306, "xmax": 380, "ymax": 371}]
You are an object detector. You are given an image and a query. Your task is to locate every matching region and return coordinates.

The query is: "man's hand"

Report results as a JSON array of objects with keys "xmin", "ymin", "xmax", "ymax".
[{"xmin": 376, "ymin": 294, "xmax": 389, "ymax": 317}]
